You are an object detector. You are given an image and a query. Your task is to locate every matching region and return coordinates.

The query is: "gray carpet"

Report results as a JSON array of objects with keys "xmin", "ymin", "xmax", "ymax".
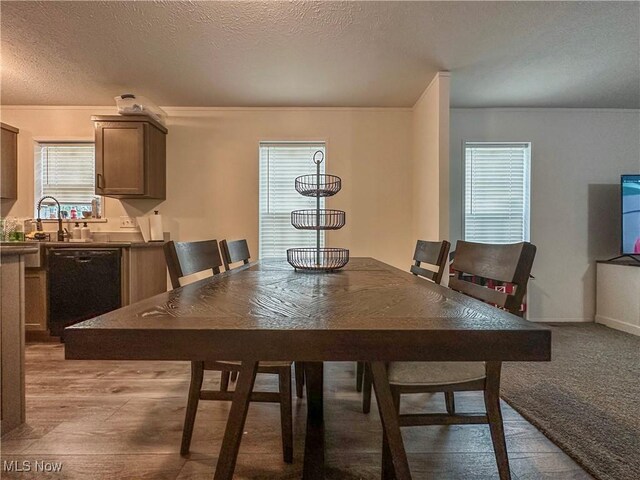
[{"xmin": 501, "ymin": 323, "xmax": 640, "ymax": 480}]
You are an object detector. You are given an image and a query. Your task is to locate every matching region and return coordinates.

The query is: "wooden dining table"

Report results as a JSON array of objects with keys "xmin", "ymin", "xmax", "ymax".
[{"xmin": 64, "ymin": 257, "xmax": 551, "ymax": 480}]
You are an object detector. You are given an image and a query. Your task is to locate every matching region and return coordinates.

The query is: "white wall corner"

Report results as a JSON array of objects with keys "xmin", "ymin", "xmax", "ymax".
[
  {"xmin": 412, "ymin": 71, "xmax": 451, "ymax": 111},
  {"xmin": 411, "ymin": 71, "xmax": 451, "ymax": 243}
]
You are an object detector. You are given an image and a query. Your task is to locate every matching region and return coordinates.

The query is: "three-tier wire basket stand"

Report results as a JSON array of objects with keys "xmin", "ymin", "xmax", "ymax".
[{"xmin": 287, "ymin": 151, "xmax": 349, "ymax": 272}]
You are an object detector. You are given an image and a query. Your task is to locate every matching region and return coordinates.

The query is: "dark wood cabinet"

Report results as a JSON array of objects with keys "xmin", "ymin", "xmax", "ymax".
[
  {"xmin": 1, "ymin": 123, "xmax": 19, "ymax": 200},
  {"xmin": 92, "ymin": 115, "xmax": 167, "ymax": 199}
]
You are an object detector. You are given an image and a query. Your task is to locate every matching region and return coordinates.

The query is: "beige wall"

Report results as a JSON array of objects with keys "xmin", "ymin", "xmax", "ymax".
[
  {"xmin": 412, "ymin": 72, "xmax": 450, "ymax": 243},
  {"xmin": 1, "ymin": 106, "xmax": 417, "ymax": 269}
]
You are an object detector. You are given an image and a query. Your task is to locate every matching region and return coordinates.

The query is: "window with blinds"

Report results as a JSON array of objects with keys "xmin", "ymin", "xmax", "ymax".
[
  {"xmin": 35, "ymin": 143, "xmax": 97, "ymax": 217},
  {"xmin": 259, "ymin": 142, "xmax": 326, "ymax": 259},
  {"xmin": 464, "ymin": 142, "xmax": 531, "ymax": 244}
]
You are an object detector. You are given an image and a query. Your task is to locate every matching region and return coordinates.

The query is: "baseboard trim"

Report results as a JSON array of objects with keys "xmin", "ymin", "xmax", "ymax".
[
  {"xmin": 595, "ymin": 315, "xmax": 640, "ymax": 336},
  {"xmin": 26, "ymin": 331, "xmax": 59, "ymax": 343},
  {"xmin": 526, "ymin": 318, "xmax": 592, "ymax": 323}
]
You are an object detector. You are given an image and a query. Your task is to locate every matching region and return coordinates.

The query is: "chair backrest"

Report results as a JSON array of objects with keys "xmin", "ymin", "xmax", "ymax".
[
  {"xmin": 164, "ymin": 239, "xmax": 223, "ymax": 289},
  {"xmin": 220, "ymin": 239, "xmax": 251, "ymax": 271},
  {"xmin": 410, "ymin": 240, "xmax": 451, "ymax": 285},
  {"xmin": 449, "ymin": 241, "xmax": 536, "ymax": 316}
]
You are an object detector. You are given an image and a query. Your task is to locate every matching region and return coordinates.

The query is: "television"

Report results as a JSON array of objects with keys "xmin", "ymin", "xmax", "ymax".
[{"xmin": 621, "ymin": 174, "xmax": 640, "ymax": 255}]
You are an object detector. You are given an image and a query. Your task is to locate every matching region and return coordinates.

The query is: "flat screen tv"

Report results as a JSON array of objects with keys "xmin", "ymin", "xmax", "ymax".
[{"xmin": 621, "ymin": 174, "xmax": 640, "ymax": 255}]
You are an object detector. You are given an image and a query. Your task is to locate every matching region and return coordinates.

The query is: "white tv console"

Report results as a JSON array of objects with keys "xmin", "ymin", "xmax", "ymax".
[{"xmin": 595, "ymin": 260, "xmax": 640, "ymax": 336}]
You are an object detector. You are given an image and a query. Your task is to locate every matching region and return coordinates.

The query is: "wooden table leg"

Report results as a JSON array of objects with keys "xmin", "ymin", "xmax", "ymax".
[
  {"xmin": 213, "ymin": 360, "xmax": 259, "ymax": 480},
  {"xmin": 370, "ymin": 362, "xmax": 412, "ymax": 480},
  {"xmin": 303, "ymin": 362, "xmax": 324, "ymax": 480}
]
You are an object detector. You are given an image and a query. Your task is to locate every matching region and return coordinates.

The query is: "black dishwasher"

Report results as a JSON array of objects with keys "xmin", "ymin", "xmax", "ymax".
[{"xmin": 48, "ymin": 249, "xmax": 122, "ymax": 338}]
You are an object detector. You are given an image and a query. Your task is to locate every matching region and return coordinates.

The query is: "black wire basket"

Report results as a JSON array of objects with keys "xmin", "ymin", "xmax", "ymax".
[
  {"xmin": 291, "ymin": 209, "xmax": 346, "ymax": 230},
  {"xmin": 295, "ymin": 174, "xmax": 342, "ymax": 197},
  {"xmin": 287, "ymin": 247, "xmax": 350, "ymax": 272},
  {"xmin": 288, "ymin": 150, "xmax": 349, "ymax": 272}
]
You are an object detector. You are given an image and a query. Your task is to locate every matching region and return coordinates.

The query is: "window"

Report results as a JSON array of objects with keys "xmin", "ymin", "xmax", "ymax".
[
  {"xmin": 464, "ymin": 142, "xmax": 531, "ymax": 243},
  {"xmin": 35, "ymin": 143, "xmax": 98, "ymax": 218},
  {"xmin": 259, "ymin": 142, "xmax": 326, "ymax": 258}
]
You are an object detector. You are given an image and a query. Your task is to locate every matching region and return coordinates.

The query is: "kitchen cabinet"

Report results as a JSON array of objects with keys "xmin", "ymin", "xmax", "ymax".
[
  {"xmin": 123, "ymin": 246, "xmax": 168, "ymax": 304},
  {"xmin": 1, "ymin": 122, "xmax": 19, "ymax": 199},
  {"xmin": 25, "ymin": 269, "xmax": 47, "ymax": 332},
  {"xmin": 1, "ymin": 247, "xmax": 37, "ymax": 433},
  {"xmin": 92, "ymin": 115, "xmax": 167, "ymax": 199}
]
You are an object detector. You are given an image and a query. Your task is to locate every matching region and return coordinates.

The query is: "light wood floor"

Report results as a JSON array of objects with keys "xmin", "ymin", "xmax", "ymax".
[{"xmin": 1, "ymin": 343, "xmax": 591, "ymax": 479}]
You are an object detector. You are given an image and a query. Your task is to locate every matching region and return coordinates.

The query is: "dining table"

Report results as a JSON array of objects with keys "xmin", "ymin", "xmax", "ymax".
[{"xmin": 64, "ymin": 257, "xmax": 551, "ymax": 480}]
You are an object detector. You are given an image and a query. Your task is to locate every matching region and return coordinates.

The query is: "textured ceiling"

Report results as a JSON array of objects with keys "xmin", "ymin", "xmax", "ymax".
[{"xmin": 1, "ymin": 1, "xmax": 639, "ymax": 108}]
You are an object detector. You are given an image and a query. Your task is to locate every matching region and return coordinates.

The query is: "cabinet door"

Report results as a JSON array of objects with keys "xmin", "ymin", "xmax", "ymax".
[
  {"xmin": 0, "ymin": 127, "xmax": 18, "ymax": 199},
  {"xmin": 95, "ymin": 122, "xmax": 145, "ymax": 195},
  {"xmin": 126, "ymin": 247, "xmax": 168, "ymax": 305},
  {"xmin": 24, "ymin": 270, "xmax": 47, "ymax": 331}
]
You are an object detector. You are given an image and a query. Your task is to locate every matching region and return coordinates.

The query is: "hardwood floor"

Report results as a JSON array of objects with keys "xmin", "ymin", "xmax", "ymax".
[{"xmin": 1, "ymin": 343, "xmax": 591, "ymax": 479}]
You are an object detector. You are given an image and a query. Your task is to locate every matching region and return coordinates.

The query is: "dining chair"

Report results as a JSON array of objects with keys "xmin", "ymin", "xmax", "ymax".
[
  {"xmin": 220, "ymin": 238, "xmax": 250, "ymax": 387},
  {"xmin": 377, "ymin": 241, "xmax": 536, "ymax": 480},
  {"xmin": 163, "ymin": 239, "xmax": 293, "ymax": 462},
  {"xmin": 164, "ymin": 239, "xmax": 223, "ymax": 288},
  {"xmin": 220, "ymin": 239, "xmax": 251, "ymax": 271},
  {"xmin": 360, "ymin": 239, "xmax": 451, "ymax": 412},
  {"xmin": 219, "ymin": 238, "xmax": 306, "ymax": 399}
]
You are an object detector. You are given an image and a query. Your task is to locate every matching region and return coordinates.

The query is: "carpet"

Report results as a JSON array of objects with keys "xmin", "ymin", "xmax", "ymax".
[{"xmin": 501, "ymin": 323, "xmax": 640, "ymax": 480}]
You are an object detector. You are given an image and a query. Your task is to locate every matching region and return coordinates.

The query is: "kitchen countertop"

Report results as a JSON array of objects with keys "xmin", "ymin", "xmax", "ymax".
[
  {"xmin": 38, "ymin": 241, "xmax": 166, "ymax": 248},
  {"xmin": 2, "ymin": 241, "xmax": 166, "ymax": 249},
  {"xmin": 0, "ymin": 246, "xmax": 39, "ymax": 257}
]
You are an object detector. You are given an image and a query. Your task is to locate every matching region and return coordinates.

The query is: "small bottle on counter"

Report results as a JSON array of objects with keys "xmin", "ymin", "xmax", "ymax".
[
  {"xmin": 72, "ymin": 222, "xmax": 81, "ymax": 240},
  {"xmin": 81, "ymin": 222, "xmax": 91, "ymax": 240}
]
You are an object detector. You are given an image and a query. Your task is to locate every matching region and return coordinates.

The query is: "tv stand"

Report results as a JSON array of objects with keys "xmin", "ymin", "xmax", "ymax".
[
  {"xmin": 596, "ymin": 261, "xmax": 640, "ymax": 336},
  {"xmin": 606, "ymin": 254, "xmax": 640, "ymax": 264}
]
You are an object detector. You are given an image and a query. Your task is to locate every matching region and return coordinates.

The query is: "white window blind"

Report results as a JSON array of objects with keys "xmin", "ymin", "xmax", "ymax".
[
  {"xmin": 464, "ymin": 142, "xmax": 531, "ymax": 243},
  {"xmin": 259, "ymin": 142, "xmax": 325, "ymax": 259},
  {"xmin": 35, "ymin": 143, "xmax": 96, "ymax": 216}
]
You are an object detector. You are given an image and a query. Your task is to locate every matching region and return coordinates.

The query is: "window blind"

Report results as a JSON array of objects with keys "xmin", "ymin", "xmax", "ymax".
[
  {"xmin": 259, "ymin": 142, "xmax": 326, "ymax": 259},
  {"xmin": 35, "ymin": 143, "xmax": 96, "ymax": 209},
  {"xmin": 464, "ymin": 142, "xmax": 531, "ymax": 244}
]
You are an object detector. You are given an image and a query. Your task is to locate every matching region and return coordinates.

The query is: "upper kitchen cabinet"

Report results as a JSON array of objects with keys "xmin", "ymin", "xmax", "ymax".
[
  {"xmin": 92, "ymin": 115, "xmax": 167, "ymax": 199},
  {"xmin": 0, "ymin": 123, "xmax": 19, "ymax": 200}
]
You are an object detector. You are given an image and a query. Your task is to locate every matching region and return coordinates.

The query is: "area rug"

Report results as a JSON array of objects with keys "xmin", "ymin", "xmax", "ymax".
[{"xmin": 501, "ymin": 323, "xmax": 640, "ymax": 480}]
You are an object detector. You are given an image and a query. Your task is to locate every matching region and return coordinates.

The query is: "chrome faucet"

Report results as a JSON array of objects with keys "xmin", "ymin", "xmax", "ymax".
[{"xmin": 36, "ymin": 196, "xmax": 65, "ymax": 241}]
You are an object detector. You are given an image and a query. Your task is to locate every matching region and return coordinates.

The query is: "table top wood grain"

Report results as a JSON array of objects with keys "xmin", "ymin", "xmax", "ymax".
[{"xmin": 64, "ymin": 258, "xmax": 550, "ymax": 363}]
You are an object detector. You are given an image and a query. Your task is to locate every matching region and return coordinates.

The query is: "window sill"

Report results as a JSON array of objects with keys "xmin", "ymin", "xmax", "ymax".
[{"xmin": 39, "ymin": 218, "xmax": 108, "ymax": 224}]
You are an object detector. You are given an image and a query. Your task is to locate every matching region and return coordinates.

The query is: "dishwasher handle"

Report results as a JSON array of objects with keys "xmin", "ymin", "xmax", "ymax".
[
  {"xmin": 48, "ymin": 248, "xmax": 121, "ymax": 265},
  {"xmin": 50, "ymin": 249, "xmax": 121, "ymax": 257}
]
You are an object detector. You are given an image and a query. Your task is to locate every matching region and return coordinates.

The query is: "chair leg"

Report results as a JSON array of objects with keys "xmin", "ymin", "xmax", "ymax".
[
  {"xmin": 230, "ymin": 371, "xmax": 238, "ymax": 382},
  {"xmin": 381, "ymin": 384, "xmax": 401, "ymax": 480},
  {"xmin": 362, "ymin": 362, "xmax": 373, "ymax": 414},
  {"xmin": 278, "ymin": 367, "xmax": 294, "ymax": 464},
  {"xmin": 370, "ymin": 362, "xmax": 411, "ymax": 480},
  {"xmin": 295, "ymin": 361, "xmax": 305, "ymax": 399},
  {"xmin": 445, "ymin": 392, "xmax": 456, "ymax": 415},
  {"xmin": 356, "ymin": 361, "xmax": 364, "ymax": 392},
  {"xmin": 181, "ymin": 361, "xmax": 204, "ymax": 456},
  {"xmin": 484, "ymin": 362, "xmax": 511, "ymax": 480},
  {"xmin": 220, "ymin": 371, "xmax": 231, "ymax": 392}
]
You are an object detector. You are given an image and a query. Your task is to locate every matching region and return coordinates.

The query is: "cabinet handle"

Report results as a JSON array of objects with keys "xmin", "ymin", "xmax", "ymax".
[{"xmin": 96, "ymin": 173, "xmax": 104, "ymax": 189}]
